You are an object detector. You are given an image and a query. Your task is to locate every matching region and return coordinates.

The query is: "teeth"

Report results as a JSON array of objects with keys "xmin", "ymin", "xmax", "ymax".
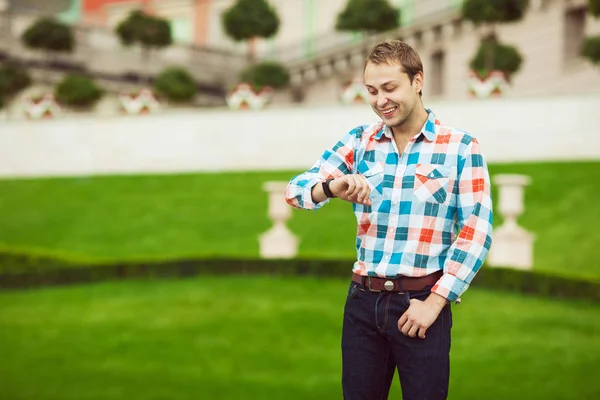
[{"xmin": 382, "ymin": 107, "xmax": 396, "ymax": 115}]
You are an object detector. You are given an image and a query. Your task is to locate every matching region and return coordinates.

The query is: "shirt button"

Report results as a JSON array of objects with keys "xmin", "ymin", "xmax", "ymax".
[
  {"xmin": 392, "ymin": 201, "xmax": 399, "ymax": 206},
  {"xmin": 389, "ymin": 228, "xmax": 395, "ymax": 233},
  {"xmin": 384, "ymin": 256, "xmax": 389, "ymax": 261}
]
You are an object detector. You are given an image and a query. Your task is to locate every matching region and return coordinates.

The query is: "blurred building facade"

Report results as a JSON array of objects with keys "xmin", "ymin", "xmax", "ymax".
[{"xmin": 0, "ymin": 0, "xmax": 598, "ymax": 105}]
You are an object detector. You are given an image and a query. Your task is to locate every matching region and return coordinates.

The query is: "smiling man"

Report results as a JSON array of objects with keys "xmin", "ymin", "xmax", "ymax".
[{"xmin": 285, "ymin": 40, "xmax": 493, "ymax": 400}]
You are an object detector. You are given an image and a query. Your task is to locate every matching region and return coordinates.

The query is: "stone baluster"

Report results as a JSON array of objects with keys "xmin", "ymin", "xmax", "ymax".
[
  {"xmin": 488, "ymin": 174, "xmax": 535, "ymax": 269},
  {"xmin": 259, "ymin": 181, "xmax": 299, "ymax": 259}
]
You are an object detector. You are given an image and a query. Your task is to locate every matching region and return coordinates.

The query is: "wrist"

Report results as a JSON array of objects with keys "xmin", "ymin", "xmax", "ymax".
[
  {"xmin": 322, "ymin": 178, "xmax": 337, "ymax": 198},
  {"xmin": 425, "ymin": 292, "xmax": 448, "ymax": 312}
]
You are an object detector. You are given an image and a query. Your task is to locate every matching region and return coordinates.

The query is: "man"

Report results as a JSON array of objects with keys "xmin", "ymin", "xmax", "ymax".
[{"xmin": 285, "ymin": 40, "xmax": 493, "ymax": 400}]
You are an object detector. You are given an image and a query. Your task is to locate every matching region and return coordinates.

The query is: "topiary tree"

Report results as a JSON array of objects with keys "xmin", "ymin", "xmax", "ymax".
[
  {"xmin": 21, "ymin": 17, "xmax": 74, "ymax": 54},
  {"xmin": 470, "ymin": 34, "xmax": 523, "ymax": 80},
  {"xmin": 0, "ymin": 64, "xmax": 32, "ymax": 109},
  {"xmin": 115, "ymin": 10, "xmax": 172, "ymax": 76},
  {"xmin": 582, "ymin": 0, "xmax": 600, "ymax": 65},
  {"xmin": 462, "ymin": 0, "xmax": 529, "ymax": 79},
  {"xmin": 222, "ymin": 0, "xmax": 280, "ymax": 61},
  {"xmin": 336, "ymin": 0, "xmax": 399, "ymax": 34},
  {"xmin": 153, "ymin": 67, "xmax": 197, "ymax": 103},
  {"xmin": 54, "ymin": 74, "xmax": 103, "ymax": 109},
  {"xmin": 240, "ymin": 61, "xmax": 290, "ymax": 89}
]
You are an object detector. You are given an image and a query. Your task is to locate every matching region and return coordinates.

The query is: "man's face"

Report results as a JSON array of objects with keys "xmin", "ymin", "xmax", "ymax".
[{"xmin": 364, "ymin": 61, "xmax": 423, "ymax": 128}]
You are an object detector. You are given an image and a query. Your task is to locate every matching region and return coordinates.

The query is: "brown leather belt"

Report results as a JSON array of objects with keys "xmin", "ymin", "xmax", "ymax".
[{"xmin": 352, "ymin": 270, "xmax": 443, "ymax": 293}]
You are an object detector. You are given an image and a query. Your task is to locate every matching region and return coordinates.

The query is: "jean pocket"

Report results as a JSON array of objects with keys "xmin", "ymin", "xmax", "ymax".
[
  {"xmin": 413, "ymin": 164, "xmax": 453, "ymax": 204},
  {"xmin": 347, "ymin": 281, "xmax": 361, "ymax": 299}
]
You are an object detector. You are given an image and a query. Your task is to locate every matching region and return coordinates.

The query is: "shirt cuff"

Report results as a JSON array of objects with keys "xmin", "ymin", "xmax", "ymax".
[
  {"xmin": 303, "ymin": 178, "xmax": 330, "ymax": 211},
  {"xmin": 431, "ymin": 273, "xmax": 469, "ymax": 303}
]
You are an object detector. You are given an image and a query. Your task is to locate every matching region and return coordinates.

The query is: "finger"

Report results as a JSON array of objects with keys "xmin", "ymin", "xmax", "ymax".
[
  {"xmin": 418, "ymin": 326, "xmax": 427, "ymax": 339},
  {"xmin": 398, "ymin": 314, "xmax": 408, "ymax": 331},
  {"xmin": 359, "ymin": 177, "xmax": 372, "ymax": 204},
  {"xmin": 354, "ymin": 177, "xmax": 368, "ymax": 203},
  {"xmin": 345, "ymin": 176, "xmax": 356, "ymax": 197},
  {"xmin": 400, "ymin": 320, "xmax": 412, "ymax": 336},
  {"xmin": 348, "ymin": 176, "xmax": 362, "ymax": 199},
  {"xmin": 407, "ymin": 324, "xmax": 419, "ymax": 338}
]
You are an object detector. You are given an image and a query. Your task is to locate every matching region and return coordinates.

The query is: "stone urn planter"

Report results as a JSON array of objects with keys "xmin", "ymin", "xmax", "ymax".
[
  {"xmin": 466, "ymin": 70, "xmax": 509, "ymax": 98},
  {"xmin": 118, "ymin": 88, "xmax": 161, "ymax": 115},
  {"xmin": 226, "ymin": 83, "xmax": 274, "ymax": 111}
]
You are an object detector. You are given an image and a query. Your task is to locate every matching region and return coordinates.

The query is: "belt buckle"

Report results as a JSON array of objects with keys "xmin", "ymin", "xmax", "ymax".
[
  {"xmin": 366, "ymin": 276, "xmax": 405, "ymax": 293},
  {"xmin": 366, "ymin": 276, "xmax": 382, "ymax": 293}
]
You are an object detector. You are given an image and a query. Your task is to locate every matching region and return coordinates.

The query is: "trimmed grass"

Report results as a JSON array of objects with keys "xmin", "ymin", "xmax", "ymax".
[
  {"xmin": 0, "ymin": 161, "xmax": 599, "ymax": 277},
  {"xmin": 0, "ymin": 277, "xmax": 599, "ymax": 400}
]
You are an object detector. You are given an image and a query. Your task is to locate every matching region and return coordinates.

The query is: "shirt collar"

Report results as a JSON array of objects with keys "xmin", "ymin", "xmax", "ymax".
[{"xmin": 374, "ymin": 109, "xmax": 437, "ymax": 142}]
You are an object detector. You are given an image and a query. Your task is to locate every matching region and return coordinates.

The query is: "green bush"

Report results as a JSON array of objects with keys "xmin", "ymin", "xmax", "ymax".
[
  {"xmin": 1, "ymin": 249, "xmax": 599, "ymax": 302},
  {"xmin": 470, "ymin": 35, "xmax": 523, "ymax": 78},
  {"xmin": 590, "ymin": 0, "xmax": 600, "ymax": 18},
  {"xmin": 222, "ymin": 0, "xmax": 280, "ymax": 42},
  {"xmin": 0, "ymin": 64, "xmax": 32, "ymax": 107},
  {"xmin": 54, "ymin": 74, "xmax": 103, "ymax": 108},
  {"xmin": 153, "ymin": 67, "xmax": 197, "ymax": 102},
  {"xmin": 582, "ymin": 35, "xmax": 600, "ymax": 64},
  {"xmin": 462, "ymin": 0, "xmax": 529, "ymax": 24},
  {"xmin": 115, "ymin": 10, "xmax": 172, "ymax": 50},
  {"xmin": 336, "ymin": 0, "xmax": 399, "ymax": 33},
  {"xmin": 21, "ymin": 17, "xmax": 74, "ymax": 53},
  {"xmin": 240, "ymin": 61, "xmax": 290, "ymax": 89}
]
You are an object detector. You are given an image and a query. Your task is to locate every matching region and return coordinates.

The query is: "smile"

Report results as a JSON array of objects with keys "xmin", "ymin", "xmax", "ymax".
[{"xmin": 380, "ymin": 107, "xmax": 397, "ymax": 117}]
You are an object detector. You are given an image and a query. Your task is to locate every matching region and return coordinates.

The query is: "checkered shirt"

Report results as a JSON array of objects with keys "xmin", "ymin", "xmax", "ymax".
[{"xmin": 285, "ymin": 110, "xmax": 493, "ymax": 302}]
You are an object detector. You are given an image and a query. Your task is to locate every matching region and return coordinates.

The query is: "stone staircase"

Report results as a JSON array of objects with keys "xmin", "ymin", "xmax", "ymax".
[{"xmin": 0, "ymin": 10, "xmax": 248, "ymax": 105}]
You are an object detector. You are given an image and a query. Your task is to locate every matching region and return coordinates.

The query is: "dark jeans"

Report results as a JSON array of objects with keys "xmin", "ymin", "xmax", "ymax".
[{"xmin": 342, "ymin": 280, "xmax": 452, "ymax": 400}]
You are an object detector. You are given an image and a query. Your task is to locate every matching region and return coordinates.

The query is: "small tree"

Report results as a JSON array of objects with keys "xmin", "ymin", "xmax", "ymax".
[
  {"xmin": 54, "ymin": 74, "xmax": 103, "ymax": 108},
  {"xmin": 336, "ymin": 0, "xmax": 399, "ymax": 34},
  {"xmin": 0, "ymin": 64, "xmax": 32, "ymax": 109},
  {"xmin": 153, "ymin": 67, "xmax": 197, "ymax": 103},
  {"xmin": 582, "ymin": 0, "xmax": 600, "ymax": 65},
  {"xmin": 240, "ymin": 61, "xmax": 290, "ymax": 89},
  {"xmin": 462, "ymin": 0, "xmax": 529, "ymax": 79},
  {"xmin": 115, "ymin": 10, "xmax": 172, "ymax": 76},
  {"xmin": 470, "ymin": 34, "xmax": 523, "ymax": 80},
  {"xmin": 21, "ymin": 17, "xmax": 74, "ymax": 54},
  {"xmin": 222, "ymin": 0, "xmax": 280, "ymax": 61}
]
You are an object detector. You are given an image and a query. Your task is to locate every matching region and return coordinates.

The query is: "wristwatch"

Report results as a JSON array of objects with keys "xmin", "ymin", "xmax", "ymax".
[{"xmin": 322, "ymin": 178, "xmax": 336, "ymax": 198}]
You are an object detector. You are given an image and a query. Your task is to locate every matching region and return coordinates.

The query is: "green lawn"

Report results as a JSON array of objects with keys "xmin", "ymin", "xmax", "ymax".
[
  {"xmin": 0, "ymin": 161, "xmax": 599, "ymax": 277},
  {"xmin": 0, "ymin": 276, "xmax": 599, "ymax": 400}
]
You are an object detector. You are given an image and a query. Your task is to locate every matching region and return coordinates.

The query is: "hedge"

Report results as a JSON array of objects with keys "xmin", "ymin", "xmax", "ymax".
[{"xmin": 0, "ymin": 250, "xmax": 598, "ymax": 302}]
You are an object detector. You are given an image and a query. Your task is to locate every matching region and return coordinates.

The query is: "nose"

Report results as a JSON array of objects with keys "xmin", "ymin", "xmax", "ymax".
[{"xmin": 376, "ymin": 94, "xmax": 389, "ymax": 108}]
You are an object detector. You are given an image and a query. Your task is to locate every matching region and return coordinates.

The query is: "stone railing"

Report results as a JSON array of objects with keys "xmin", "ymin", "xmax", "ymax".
[
  {"xmin": 0, "ymin": 10, "xmax": 247, "ymax": 88},
  {"xmin": 260, "ymin": 176, "xmax": 534, "ymax": 269}
]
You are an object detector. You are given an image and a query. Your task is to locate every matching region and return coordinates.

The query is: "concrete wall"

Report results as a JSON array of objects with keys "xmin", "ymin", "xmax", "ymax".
[{"xmin": 1, "ymin": 94, "xmax": 599, "ymax": 178}]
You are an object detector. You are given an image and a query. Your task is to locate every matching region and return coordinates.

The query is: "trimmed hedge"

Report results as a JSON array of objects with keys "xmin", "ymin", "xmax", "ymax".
[{"xmin": 0, "ymin": 250, "xmax": 598, "ymax": 302}]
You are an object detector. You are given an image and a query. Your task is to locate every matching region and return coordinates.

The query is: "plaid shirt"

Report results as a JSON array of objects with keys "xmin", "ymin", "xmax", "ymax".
[{"xmin": 285, "ymin": 110, "xmax": 493, "ymax": 302}]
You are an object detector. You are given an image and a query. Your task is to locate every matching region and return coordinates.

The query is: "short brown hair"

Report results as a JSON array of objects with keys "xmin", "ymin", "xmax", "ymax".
[{"xmin": 365, "ymin": 40, "xmax": 423, "ymax": 94}]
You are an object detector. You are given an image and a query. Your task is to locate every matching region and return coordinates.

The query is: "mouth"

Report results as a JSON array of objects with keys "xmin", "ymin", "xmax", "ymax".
[{"xmin": 380, "ymin": 106, "xmax": 397, "ymax": 118}]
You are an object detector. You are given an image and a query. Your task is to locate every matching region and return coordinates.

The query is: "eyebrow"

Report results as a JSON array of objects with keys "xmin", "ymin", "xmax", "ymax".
[{"xmin": 365, "ymin": 80, "xmax": 398, "ymax": 88}]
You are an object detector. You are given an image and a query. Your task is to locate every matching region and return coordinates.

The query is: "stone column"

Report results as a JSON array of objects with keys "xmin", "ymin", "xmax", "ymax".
[
  {"xmin": 488, "ymin": 174, "xmax": 535, "ymax": 269},
  {"xmin": 259, "ymin": 181, "xmax": 299, "ymax": 259}
]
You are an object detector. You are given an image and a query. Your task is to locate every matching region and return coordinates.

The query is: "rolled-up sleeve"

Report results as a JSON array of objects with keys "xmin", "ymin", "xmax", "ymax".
[
  {"xmin": 285, "ymin": 127, "xmax": 360, "ymax": 211},
  {"xmin": 432, "ymin": 138, "xmax": 494, "ymax": 302}
]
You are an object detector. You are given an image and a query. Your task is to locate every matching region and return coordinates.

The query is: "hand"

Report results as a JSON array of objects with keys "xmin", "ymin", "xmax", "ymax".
[
  {"xmin": 329, "ymin": 174, "xmax": 373, "ymax": 206},
  {"xmin": 397, "ymin": 293, "xmax": 447, "ymax": 339}
]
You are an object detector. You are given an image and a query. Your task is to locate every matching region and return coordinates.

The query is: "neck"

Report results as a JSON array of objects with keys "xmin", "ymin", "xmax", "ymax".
[{"xmin": 391, "ymin": 105, "xmax": 428, "ymax": 138}]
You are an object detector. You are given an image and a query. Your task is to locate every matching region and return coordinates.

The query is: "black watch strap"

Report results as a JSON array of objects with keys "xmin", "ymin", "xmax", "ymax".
[{"xmin": 322, "ymin": 178, "xmax": 336, "ymax": 198}]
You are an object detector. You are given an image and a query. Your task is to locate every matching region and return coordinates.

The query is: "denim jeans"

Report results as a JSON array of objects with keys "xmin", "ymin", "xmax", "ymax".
[{"xmin": 341, "ymin": 280, "xmax": 452, "ymax": 400}]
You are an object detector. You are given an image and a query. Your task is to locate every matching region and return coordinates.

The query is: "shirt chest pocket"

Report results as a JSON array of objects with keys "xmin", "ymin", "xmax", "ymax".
[
  {"xmin": 357, "ymin": 160, "xmax": 385, "ymax": 200},
  {"xmin": 413, "ymin": 164, "xmax": 454, "ymax": 205}
]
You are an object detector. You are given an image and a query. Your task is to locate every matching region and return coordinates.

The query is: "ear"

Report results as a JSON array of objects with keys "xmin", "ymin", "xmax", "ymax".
[{"xmin": 412, "ymin": 71, "xmax": 424, "ymax": 94}]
